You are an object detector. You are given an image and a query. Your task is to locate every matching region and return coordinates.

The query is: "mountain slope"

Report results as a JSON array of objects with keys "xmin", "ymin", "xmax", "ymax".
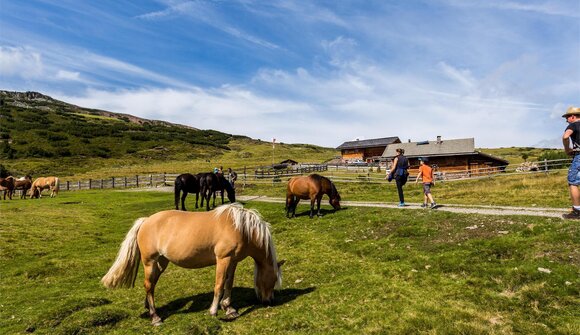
[{"xmin": 0, "ymin": 90, "xmax": 241, "ymax": 160}]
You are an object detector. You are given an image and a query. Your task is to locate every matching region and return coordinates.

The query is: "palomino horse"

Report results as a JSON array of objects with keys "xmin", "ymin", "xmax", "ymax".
[
  {"xmin": 286, "ymin": 173, "xmax": 341, "ymax": 218},
  {"xmin": 199, "ymin": 172, "xmax": 236, "ymax": 211},
  {"xmin": 174, "ymin": 173, "xmax": 201, "ymax": 211},
  {"xmin": 30, "ymin": 176, "xmax": 60, "ymax": 198},
  {"xmin": 101, "ymin": 203, "xmax": 284, "ymax": 326},
  {"xmin": 14, "ymin": 175, "xmax": 32, "ymax": 199},
  {"xmin": 0, "ymin": 176, "xmax": 15, "ymax": 200}
]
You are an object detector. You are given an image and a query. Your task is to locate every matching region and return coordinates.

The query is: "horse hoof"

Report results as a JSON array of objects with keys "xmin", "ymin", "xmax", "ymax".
[{"xmin": 151, "ymin": 318, "xmax": 163, "ymax": 326}]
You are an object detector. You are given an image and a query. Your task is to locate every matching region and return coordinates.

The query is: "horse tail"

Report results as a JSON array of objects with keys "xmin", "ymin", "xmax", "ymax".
[{"xmin": 101, "ymin": 217, "xmax": 145, "ymax": 289}]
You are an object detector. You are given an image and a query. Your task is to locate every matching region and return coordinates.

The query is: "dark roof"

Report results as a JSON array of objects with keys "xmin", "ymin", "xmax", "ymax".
[
  {"xmin": 280, "ymin": 159, "xmax": 298, "ymax": 164},
  {"xmin": 382, "ymin": 137, "xmax": 509, "ymax": 164},
  {"xmin": 337, "ymin": 137, "xmax": 401, "ymax": 150}
]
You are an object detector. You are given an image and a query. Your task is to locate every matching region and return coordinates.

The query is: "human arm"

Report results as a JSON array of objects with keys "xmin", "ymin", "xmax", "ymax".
[
  {"xmin": 415, "ymin": 168, "xmax": 422, "ymax": 183},
  {"xmin": 563, "ymin": 129, "xmax": 574, "ymax": 156}
]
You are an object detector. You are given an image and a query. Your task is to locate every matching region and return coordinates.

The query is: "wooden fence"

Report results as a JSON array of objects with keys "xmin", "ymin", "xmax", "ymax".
[{"xmin": 45, "ymin": 158, "xmax": 570, "ymax": 193}]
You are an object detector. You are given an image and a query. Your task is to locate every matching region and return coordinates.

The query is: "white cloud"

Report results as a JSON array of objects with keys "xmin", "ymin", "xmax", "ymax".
[
  {"xmin": 0, "ymin": 46, "xmax": 43, "ymax": 78},
  {"xmin": 56, "ymin": 70, "xmax": 81, "ymax": 81}
]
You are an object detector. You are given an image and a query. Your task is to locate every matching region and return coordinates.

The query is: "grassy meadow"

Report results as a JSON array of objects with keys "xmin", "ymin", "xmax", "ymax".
[
  {"xmin": 238, "ymin": 170, "xmax": 571, "ymax": 209},
  {"xmin": 1, "ymin": 188, "xmax": 578, "ymax": 334}
]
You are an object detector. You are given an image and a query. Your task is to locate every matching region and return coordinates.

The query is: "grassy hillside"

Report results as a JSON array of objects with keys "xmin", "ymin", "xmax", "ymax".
[{"xmin": 0, "ymin": 91, "xmax": 338, "ymax": 178}]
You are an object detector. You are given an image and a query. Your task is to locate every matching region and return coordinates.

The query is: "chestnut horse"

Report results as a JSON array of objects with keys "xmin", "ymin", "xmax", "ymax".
[
  {"xmin": 30, "ymin": 176, "xmax": 60, "ymax": 198},
  {"xmin": 14, "ymin": 175, "xmax": 32, "ymax": 199},
  {"xmin": 0, "ymin": 176, "xmax": 15, "ymax": 200},
  {"xmin": 101, "ymin": 203, "xmax": 284, "ymax": 326},
  {"xmin": 174, "ymin": 173, "xmax": 201, "ymax": 211},
  {"xmin": 198, "ymin": 172, "xmax": 236, "ymax": 211},
  {"xmin": 286, "ymin": 173, "xmax": 341, "ymax": 218}
]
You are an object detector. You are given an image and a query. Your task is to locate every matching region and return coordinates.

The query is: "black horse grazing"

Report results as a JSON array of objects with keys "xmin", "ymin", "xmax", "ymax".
[
  {"xmin": 286, "ymin": 174, "xmax": 341, "ymax": 218},
  {"xmin": 198, "ymin": 173, "xmax": 236, "ymax": 211},
  {"xmin": 174, "ymin": 173, "xmax": 201, "ymax": 211}
]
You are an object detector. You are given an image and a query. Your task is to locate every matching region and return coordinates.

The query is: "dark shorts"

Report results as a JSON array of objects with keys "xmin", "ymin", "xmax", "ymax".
[{"xmin": 422, "ymin": 183, "xmax": 432, "ymax": 195}]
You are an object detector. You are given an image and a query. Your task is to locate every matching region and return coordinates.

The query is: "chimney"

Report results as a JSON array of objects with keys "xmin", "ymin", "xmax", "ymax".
[{"xmin": 436, "ymin": 136, "xmax": 442, "ymax": 143}]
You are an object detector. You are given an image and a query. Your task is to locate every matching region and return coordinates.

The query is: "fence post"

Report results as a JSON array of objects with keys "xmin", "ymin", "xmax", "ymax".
[
  {"xmin": 100, "ymin": 179, "xmax": 103, "ymax": 189},
  {"xmin": 163, "ymin": 172, "xmax": 166, "ymax": 186},
  {"xmin": 150, "ymin": 174, "xmax": 153, "ymax": 187},
  {"xmin": 66, "ymin": 180, "xmax": 70, "ymax": 191},
  {"xmin": 112, "ymin": 177, "xmax": 115, "ymax": 188},
  {"xmin": 544, "ymin": 159, "xmax": 548, "ymax": 173},
  {"xmin": 78, "ymin": 180, "xmax": 81, "ymax": 190},
  {"xmin": 89, "ymin": 179, "xmax": 92, "ymax": 189},
  {"xmin": 124, "ymin": 176, "xmax": 128, "ymax": 188},
  {"xmin": 136, "ymin": 175, "xmax": 139, "ymax": 188}
]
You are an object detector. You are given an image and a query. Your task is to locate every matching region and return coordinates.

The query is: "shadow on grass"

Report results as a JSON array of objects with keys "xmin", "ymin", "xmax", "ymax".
[
  {"xmin": 142, "ymin": 287, "xmax": 315, "ymax": 322},
  {"xmin": 290, "ymin": 207, "xmax": 344, "ymax": 218}
]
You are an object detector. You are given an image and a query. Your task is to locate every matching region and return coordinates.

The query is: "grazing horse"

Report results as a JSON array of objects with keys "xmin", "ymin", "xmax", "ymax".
[
  {"xmin": 174, "ymin": 173, "xmax": 201, "ymax": 211},
  {"xmin": 101, "ymin": 203, "xmax": 284, "ymax": 326},
  {"xmin": 0, "ymin": 176, "xmax": 15, "ymax": 200},
  {"xmin": 29, "ymin": 176, "xmax": 60, "ymax": 198},
  {"xmin": 286, "ymin": 173, "xmax": 341, "ymax": 218},
  {"xmin": 14, "ymin": 175, "xmax": 32, "ymax": 199},
  {"xmin": 198, "ymin": 173, "xmax": 236, "ymax": 211}
]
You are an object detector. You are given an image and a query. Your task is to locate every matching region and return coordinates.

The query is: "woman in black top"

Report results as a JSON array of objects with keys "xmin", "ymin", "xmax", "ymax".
[{"xmin": 386, "ymin": 148, "xmax": 409, "ymax": 207}]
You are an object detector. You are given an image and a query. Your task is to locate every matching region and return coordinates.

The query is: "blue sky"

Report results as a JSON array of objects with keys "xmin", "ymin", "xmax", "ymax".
[{"xmin": 1, "ymin": 0, "xmax": 578, "ymax": 148}]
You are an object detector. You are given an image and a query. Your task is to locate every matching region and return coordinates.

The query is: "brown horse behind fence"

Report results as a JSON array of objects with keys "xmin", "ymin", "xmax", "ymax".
[
  {"xmin": 0, "ymin": 176, "xmax": 15, "ymax": 200},
  {"xmin": 286, "ymin": 173, "xmax": 341, "ymax": 218},
  {"xmin": 30, "ymin": 176, "xmax": 60, "ymax": 198},
  {"xmin": 14, "ymin": 175, "xmax": 32, "ymax": 199},
  {"xmin": 101, "ymin": 203, "xmax": 284, "ymax": 326}
]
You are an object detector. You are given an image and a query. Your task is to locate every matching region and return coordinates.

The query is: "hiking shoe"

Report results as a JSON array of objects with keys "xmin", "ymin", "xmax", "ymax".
[
  {"xmin": 430, "ymin": 203, "xmax": 437, "ymax": 209},
  {"xmin": 398, "ymin": 202, "xmax": 406, "ymax": 207},
  {"xmin": 562, "ymin": 209, "xmax": 580, "ymax": 220},
  {"xmin": 420, "ymin": 203, "xmax": 427, "ymax": 208}
]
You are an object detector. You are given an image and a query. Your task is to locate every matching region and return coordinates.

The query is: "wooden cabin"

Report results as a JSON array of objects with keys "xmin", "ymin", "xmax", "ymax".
[
  {"xmin": 382, "ymin": 137, "xmax": 509, "ymax": 178},
  {"xmin": 337, "ymin": 137, "xmax": 401, "ymax": 163}
]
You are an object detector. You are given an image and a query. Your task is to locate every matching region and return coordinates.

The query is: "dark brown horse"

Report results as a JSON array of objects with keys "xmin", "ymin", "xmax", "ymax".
[
  {"xmin": 286, "ymin": 173, "xmax": 341, "ymax": 218},
  {"xmin": 0, "ymin": 176, "xmax": 15, "ymax": 200},
  {"xmin": 14, "ymin": 175, "xmax": 32, "ymax": 199},
  {"xmin": 174, "ymin": 173, "xmax": 201, "ymax": 211},
  {"xmin": 199, "ymin": 172, "xmax": 236, "ymax": 211}
]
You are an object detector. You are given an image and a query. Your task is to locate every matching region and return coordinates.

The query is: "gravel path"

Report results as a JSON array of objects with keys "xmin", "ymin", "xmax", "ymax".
[
  {"xmin": 135, "ymin": 187, "xmax": 567, "ymax": 219},
  {"xmin": 236, "ymin": 196, "xmax": 567, "ymax": 219}
]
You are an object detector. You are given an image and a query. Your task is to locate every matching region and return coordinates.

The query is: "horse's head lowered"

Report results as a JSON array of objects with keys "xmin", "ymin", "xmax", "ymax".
[
  {"xmin": 255, "ymin": 259, "xmax": 284, "ymax": 305},
  {"xmin": 329, "ymin": 182, "xmax": 341, "ymax": 210}
]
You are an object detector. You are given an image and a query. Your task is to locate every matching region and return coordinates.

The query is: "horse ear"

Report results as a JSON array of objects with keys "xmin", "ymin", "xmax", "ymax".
[{"xmin": 277, "ymin": 260, "xmax": 286, "ymax": 268}]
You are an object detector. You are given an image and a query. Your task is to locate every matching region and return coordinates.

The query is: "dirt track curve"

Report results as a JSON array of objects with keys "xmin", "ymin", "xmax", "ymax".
[
  {"xmin": 139, "ymin": 187, "xmax": 568, "ymax": 219},
  {"xmin": 236, "ymin": 196, "xmax": 567, "ymax": 219}
]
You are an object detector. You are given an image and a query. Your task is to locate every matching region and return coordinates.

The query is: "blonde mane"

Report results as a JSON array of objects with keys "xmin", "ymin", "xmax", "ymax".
[{"xmin": 213, "ymin": 203, "xmax": 275, "ymax": 258}]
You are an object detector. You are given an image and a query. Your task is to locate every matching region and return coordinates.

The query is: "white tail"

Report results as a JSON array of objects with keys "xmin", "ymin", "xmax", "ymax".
[{"xmin": 101, "ymin": 218, "xmax": 146, "ymax": 288}]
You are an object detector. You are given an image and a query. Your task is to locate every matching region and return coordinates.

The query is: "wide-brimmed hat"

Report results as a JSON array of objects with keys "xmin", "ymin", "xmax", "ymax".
[{"xmin": 562, "ymin": 106, "xmax": 580, "ymax": 118}]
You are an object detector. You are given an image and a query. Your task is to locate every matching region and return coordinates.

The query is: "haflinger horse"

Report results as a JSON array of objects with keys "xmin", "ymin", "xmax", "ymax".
[
  {"xmin": 174, "ymin": 173, "xmax": 201, "ymax": 211},
  {"xmin": 101, "ymin": 203, "xmax": 284, "ymax": 326},
  {"xmin": 14, "ymin": 175, "xmax": 32, "ymax": 199},
  {"xmin": 199, "ymin": 172, "xmax": 236, "ymax": 211},
  {"xmin": 29, "ymin": 176, "xmax": 60, "ymax": 198},
  {"xmin": 0, "ymin": 176, "xmax": 15, "ymax": 200},
  {"xmin": 286, "ymin": 173, "xmax": 341, "ymax": 218}
]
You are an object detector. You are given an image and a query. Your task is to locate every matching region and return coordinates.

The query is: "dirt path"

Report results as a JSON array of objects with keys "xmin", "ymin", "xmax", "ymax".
[
  {"xmin": 236, "ymin": 196, "xmax": 567, "ymax": 219},
  {"xmin": 136, "ymin": 187, "xmax": 567, "ymax": 219}
]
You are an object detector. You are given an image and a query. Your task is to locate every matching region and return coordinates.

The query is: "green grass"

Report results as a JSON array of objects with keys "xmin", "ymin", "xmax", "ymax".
[
  {"xmin": 237, "ymin": 170, "xmax": 570, "ymax": 208},
  {"xmin": 1, "ymin": 190, "xmax": 578, "ymax": 334}
]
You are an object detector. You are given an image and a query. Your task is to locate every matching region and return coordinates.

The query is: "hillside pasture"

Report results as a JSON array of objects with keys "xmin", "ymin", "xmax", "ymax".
[{"xmin": 0, "ymin": 189, "xmax": 578, "ymax": 334}]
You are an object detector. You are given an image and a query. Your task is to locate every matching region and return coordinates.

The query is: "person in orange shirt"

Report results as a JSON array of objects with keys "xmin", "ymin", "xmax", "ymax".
[{"xmin": 415, "ymin": 157, "xmax": 437, "ymax": 209}]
